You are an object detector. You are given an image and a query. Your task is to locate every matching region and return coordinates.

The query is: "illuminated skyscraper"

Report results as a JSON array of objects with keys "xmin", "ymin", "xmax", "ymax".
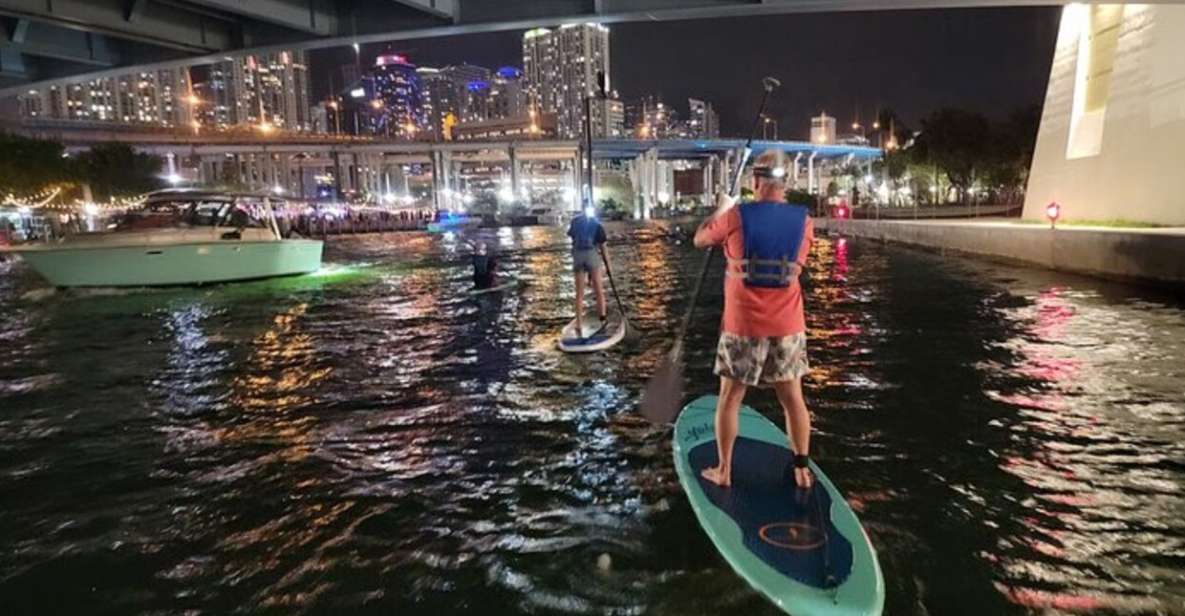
[
  {"xmin": 490, "ymin": 66, "xmax": 526, "ymax": 120},
  {"xmin": 362, "ymin": 54, "xmax": 424, "ymax": 139},
  {"xmin": 417, "ymin": 67, "xmax": 452, "ymax": 139},
  {"xmin": 222, "ymin": 50, "xmax": 311, "ymax": 131},
  {"xmin": 522, "ymin": 23, "xmax": 612, "ymax": 138},
  {"xmin": 688, "ymin": 98, "xmax": 719, "ymax": 138},
  {"xmin": 18, "ymin": 67, "xmax": 193, "ymax": 128}
]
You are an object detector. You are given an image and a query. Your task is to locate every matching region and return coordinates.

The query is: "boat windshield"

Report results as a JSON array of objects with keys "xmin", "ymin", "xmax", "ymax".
[{"xmin": 114, "ymin": 198, "xmax": 270, "ymax": 231}]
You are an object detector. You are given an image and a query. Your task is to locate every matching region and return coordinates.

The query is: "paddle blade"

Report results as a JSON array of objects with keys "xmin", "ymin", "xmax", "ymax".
[{"xmin": 641, "ymin": 356, "xmax": 684, "ymax": 424}]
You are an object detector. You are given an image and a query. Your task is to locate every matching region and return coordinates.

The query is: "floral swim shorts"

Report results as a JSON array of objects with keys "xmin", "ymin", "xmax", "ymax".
[{"xmin": 714, "ymin": 332, "xmax": 810, "ymax": 387}]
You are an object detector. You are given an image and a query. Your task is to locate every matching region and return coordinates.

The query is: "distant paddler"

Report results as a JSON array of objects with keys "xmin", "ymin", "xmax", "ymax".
[
  {"xmin": 692, "ymin": 150, "xmax": 816, "ymax": 490},
  {"xmin": 567, "ymin": 206, "xmax": 608, "ymax": 335},
  {"xmin": 468, "ymin": 240, "xmax": 499, "ymax": 290}
]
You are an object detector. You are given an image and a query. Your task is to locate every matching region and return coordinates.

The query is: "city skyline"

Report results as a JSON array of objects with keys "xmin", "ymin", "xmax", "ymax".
[
  {"xmin": 307, "ymin": 6, "xmax": 1059, "ymax": 137},
  {"xmin": 10, "ymin": 6, "xmax": 1059, "ymax": 143}
]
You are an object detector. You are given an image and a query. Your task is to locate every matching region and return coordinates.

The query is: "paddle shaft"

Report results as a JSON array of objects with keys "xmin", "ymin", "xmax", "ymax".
[
  {"xmin": 599, "ymin": 245, "xmax": 629, "ymax": 321},
  {"xmin": 669, "ymin": 85, "xmax": 778, "ymax": 358}
]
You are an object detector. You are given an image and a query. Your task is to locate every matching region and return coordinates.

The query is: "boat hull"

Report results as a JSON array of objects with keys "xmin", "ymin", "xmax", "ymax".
[{"xmin": 10, "ymin": 239, "xmax": 324, "ymax": 287}]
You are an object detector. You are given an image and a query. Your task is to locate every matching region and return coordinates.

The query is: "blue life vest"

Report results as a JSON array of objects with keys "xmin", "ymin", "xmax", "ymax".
[
  {"xmin": 569, "ymin": 215, "xmax": 601, "ymax": 250},
  {"xmin": 731, "ymin": 202, "xmax": 809, "ymax": 288}
]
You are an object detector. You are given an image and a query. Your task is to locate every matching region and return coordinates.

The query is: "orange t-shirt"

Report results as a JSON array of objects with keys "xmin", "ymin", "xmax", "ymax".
[{"xmin": 694, "ymin": 205, "xmax": 813, "ymax": 338}]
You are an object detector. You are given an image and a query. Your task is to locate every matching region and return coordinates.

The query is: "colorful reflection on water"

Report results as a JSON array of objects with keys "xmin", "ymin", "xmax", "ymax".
[{"xmin": 0, "ymin": 226, "xmax": 1183, "ymax": 615}]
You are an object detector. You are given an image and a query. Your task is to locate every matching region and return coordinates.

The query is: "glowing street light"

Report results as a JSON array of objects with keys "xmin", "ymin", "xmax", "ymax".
[{"xmin": 257, "ymin": 122, "xmax": 275, "ymax": 135}]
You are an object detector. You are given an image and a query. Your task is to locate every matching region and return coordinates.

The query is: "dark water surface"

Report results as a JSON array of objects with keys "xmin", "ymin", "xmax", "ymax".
[{"xmin": 2, "ymin": 223, "xmax": 1184, "ymax": 615}]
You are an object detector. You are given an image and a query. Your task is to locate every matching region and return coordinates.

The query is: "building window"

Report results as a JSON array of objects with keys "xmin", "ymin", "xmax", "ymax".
[{"xmin": 1066, "ymin": 4, "xmax": 1123, "ymax": 159}]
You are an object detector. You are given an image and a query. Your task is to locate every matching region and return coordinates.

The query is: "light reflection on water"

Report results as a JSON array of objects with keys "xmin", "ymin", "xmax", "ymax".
[{"xmin": 1, "ymin": 226, "xmax": 1184, "ymax": 615}]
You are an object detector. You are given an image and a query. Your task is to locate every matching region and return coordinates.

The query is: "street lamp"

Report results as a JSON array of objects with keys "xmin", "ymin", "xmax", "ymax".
[{"xmin": 762, "ymin": 115, "xmax": 779, "ymax": 140}]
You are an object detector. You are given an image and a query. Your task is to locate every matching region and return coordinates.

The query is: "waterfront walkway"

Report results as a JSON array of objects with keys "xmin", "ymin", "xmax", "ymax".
[{"xmin": 818, "ymin": 217, "xmax": 1185, "ymax": 287}]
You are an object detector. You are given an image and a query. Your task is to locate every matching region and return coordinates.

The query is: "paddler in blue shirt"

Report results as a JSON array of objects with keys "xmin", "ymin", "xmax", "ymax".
[{"xmin": 567, "ymin": 207, "xmax": 608, "ymax": 334}]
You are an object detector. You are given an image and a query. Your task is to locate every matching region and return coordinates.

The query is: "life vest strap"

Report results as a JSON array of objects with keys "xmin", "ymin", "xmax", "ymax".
[{"xmin": 725, "ymin": 257, "xmax": 801, "ymax": 281}]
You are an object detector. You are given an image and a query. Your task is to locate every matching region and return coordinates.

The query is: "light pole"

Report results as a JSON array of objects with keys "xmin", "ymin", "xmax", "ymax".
[{"xmin": 327, "ymin": 99, "xmax": 341, "ymax": 136}]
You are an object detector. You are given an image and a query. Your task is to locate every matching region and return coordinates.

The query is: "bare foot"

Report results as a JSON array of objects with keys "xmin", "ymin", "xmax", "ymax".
[{"xmin": 701, "ymin": 466, "xmax": 730, "ymax": 487}]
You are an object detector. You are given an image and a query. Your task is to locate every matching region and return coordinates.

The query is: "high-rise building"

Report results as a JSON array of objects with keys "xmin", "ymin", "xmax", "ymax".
[
  {"xmin": 192, "ymin": 50, "xmax": 311, "ymax": 132},
  {"xmin": 688, "ymin": 98, "xmax": 720, "ymax": 138},
  {"xmin": 522, "ymin": 23, "xmax": 612, "ymax": 138},
  {"xmin": 626, "ymin": 97, "xmax": 682, "ymax": 138},
  {"xmin": 18, "ymin": 67, "xmax": 193, "ymax": 128},
  {"xmin": 415, "ymin": 63, "xmax": 492, "ymax": 140},
  {"xmin": 490, "ymin": 66, "xmax": 526, "ymax": 120},
  {"xmin": 222, "ymin": 50, "xmax": 310, "ymax": 131},
  {"xmin": 811, "ymin": 112, "xmax": 836, "ymax": 144},
  {"xmin": 309, "ymin": 102, "xmax": 330, "ymax": 134},
  {"xmin": 461, "ymin": 79, "xmax": 492, "ymax": 123},
  {"xmin": 417, "ymin": 67, "xmax": 452, "ymax": 139},
  {"xmin": 364, "ymin": 53, "xmax": 423, "ymax": 139},
  {"xmin": 203, "ymin": 62, "xmax": 235, "ymax": 128},
  {"xmin": 594, "ymin": 98, "xmax": 626, "ymax": 139}
]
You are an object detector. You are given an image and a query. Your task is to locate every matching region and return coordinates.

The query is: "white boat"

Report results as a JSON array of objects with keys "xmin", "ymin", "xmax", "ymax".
[{"xmin": 3, "ymin": 190, "xmax": 323, "ymax": 287}]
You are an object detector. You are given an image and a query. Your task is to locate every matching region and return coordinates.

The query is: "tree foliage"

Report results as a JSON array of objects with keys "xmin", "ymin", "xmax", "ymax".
[
  {"xmin": 0, "ymin": 132, "xmax": 73, "ymax": 197},
  {"xmin": 908, "ymin": 106, "xmax": 1038, "ymax": 205},
  {"xmin": 71, "ymin": 143, "xmax": 163, "ymax": 201}
]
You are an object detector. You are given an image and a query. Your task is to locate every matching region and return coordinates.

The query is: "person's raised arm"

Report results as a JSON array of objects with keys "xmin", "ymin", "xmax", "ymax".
[{"xmin": 693, "ymin": 192, "xmax": 736, "ymax": 249}]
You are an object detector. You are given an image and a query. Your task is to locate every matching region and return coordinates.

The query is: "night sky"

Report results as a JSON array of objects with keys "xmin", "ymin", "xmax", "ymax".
[{"xmin": 309, "ymin": 6, "xmax": 1061, "ymax": 138}]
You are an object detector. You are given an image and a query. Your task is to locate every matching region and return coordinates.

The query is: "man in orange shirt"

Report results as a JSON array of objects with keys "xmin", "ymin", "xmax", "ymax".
[{"xmin": 693, "ymin": 150, "xmax": 815, "ymax": 490}]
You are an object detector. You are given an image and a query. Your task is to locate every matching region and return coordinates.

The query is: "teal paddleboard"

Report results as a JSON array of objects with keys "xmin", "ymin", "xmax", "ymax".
[{"xmin": 673, "ymin": 395, "xmax": 884, "ymax": 615}]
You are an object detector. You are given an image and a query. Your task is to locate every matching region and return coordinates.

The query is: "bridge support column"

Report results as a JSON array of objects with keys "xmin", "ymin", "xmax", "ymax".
[
  {"xmin": 792, "ymin": 152, "xmax": 803, "ymax": 189},
  {"xmin": 570, "ymin": 156, "xmax": 581, "ymax": 212},
  {"xmin": 508, "ymin": 145, "xmax": 520, "ymax": 206},
  {"xmin": 701, "ymin": 157, "xmax": 714, "ymax": 207},
  {"xmin": 807, "ymin": 152, "xmax": 818, "ymax": 194}
]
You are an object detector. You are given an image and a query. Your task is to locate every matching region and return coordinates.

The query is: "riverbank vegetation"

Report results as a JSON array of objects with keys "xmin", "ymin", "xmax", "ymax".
[{"xmin": 0, "ymin": 133, "xmax": 164, "ymax": 205}]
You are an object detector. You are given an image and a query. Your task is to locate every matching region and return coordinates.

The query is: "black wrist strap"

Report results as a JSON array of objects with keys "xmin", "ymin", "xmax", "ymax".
[{"xmin": 793, "ymin": 454, "xmax": 810, "ymax": 469}]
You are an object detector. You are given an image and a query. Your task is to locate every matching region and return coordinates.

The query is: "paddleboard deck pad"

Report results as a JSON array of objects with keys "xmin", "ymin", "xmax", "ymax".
[
  {"xmin": 558, "ymin": 310, "xmax": 625, "ymax": 353},
  {"xmin": 673, "ymin": 395, "xmax": 884, "ymax": 615}
]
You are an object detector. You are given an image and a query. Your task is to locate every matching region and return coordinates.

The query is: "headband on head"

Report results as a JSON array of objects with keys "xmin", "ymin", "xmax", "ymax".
[{"xmin": 753, "ymin": 166, "xmax": 786, "ymax": 180}]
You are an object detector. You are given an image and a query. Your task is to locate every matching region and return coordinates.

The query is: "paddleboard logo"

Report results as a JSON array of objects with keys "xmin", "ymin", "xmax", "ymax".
[
  {"xmin": 758, "ymin": 522, "xmax": 826, "ymax": 550},
  {"xmin": 680, "ymin": 422, "xmax": 713, "ymax": 443}
]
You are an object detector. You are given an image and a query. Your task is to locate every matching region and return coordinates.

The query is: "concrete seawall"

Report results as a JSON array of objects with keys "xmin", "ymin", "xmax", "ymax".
[{"xmin": 816, "ymin": 218, "xmax": 1185, "ymax": 288}]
